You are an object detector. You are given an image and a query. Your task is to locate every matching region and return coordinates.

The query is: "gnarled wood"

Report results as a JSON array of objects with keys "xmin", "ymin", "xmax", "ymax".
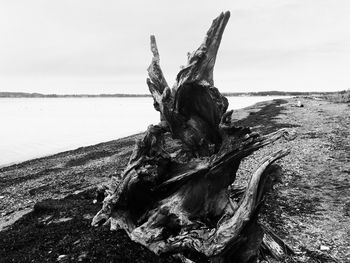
[{"xmin": 92, "ymin": 11, "xmax": 294, "ymax": 263}]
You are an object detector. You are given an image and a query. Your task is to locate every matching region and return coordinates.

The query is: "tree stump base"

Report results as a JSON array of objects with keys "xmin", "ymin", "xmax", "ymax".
[{"xmin": 92, "ymin": 11, "xmax": 294, "ymax": 263}]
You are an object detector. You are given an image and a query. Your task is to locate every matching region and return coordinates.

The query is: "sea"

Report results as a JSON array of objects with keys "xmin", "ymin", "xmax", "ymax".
[{"xmin": 0, "ymin": 96, "xmax": 288, "ymax": 167}]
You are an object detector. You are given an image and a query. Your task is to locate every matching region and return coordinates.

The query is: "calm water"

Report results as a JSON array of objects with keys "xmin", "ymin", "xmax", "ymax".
[{"xmin": 0, "ymin": 96, "xmax": 288, "ymax": 167}]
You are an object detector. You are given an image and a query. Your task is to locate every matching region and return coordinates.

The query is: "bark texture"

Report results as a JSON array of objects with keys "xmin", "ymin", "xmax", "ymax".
[{"xmin": 92, "ymin": 11, "xmax": 294, "ymax": 263}]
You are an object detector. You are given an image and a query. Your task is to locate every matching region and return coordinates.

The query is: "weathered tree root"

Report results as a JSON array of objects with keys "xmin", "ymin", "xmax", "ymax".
[{"xmin": 92, "ymin": 11, "xmax": 295, "ymax": 263}]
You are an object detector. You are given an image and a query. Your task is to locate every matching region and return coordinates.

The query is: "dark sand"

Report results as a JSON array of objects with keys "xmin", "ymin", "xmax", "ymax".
[{"xmin": 0, "ymin": 98, "xmax": 349, "ymax": 262}]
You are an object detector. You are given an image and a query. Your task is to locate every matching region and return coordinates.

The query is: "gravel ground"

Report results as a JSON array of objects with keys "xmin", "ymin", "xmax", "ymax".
[{"xmin": 236, "ymin": 98, "xmax": 350, "ymax": 263}]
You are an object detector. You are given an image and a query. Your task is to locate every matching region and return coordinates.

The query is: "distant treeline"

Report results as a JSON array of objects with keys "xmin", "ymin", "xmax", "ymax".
[
  {"xmin": 222, "ymin": 91, "xmax": 338, "ymax": 97},
  {"xmin": 0, "ymin": 91, "xmax": 340, "ymax": 98}
]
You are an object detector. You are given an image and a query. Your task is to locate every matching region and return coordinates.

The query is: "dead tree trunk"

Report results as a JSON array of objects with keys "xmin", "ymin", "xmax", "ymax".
[{"xmin": 92, "ymin": 11, "xmax": 294, "ymax": 263}]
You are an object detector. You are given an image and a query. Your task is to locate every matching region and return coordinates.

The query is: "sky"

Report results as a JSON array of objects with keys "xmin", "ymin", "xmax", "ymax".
[{"xmin": 0, "ymin": 0, "xmax": 349, "ymax": 94}]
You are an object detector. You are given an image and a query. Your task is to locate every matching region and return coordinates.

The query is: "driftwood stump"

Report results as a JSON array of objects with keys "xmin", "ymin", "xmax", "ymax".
[{"xmin": 92, "ymin": 11, "xmax": 294, "ymax": 263}]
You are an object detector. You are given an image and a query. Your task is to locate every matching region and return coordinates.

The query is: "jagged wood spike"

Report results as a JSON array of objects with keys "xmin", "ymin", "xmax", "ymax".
[
  {"xmin": 176, "ymin": 11, "xmax": 231, "ymax": 87},
  {"xmin": 148, "ymin": 35, "xmax": 169, "ymax": 95}
]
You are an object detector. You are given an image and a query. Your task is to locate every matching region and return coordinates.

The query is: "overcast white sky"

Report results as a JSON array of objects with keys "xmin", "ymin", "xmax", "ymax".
[{"xmin": 0, "ymin": 0, "xmax": 349, "ymax": 94}]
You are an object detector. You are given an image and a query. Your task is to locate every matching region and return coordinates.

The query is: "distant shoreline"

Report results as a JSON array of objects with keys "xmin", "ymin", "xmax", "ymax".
[
  {"xmin": 0, "ymin": 92, "xmax": 151, "ymax": 98},
  {"xmin": 0, "ymin": 91, "xmax": 337, "ymax": 98}
]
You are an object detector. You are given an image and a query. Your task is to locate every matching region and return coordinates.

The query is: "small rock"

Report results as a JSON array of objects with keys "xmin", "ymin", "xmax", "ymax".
[
  {"xmin": 78, "ymin": 252, "xmax": 88, "ymax": 261},
  {"xmin": 320, "ymin": 245, "xmax": 330, "ymax": 251},
  {"xmin": 73, "ymin": 190, "xmax": 84, "ymax": 195},
  {"xmin": 57, "ymin": 254, "xmax": 67, "ymax": 261}
]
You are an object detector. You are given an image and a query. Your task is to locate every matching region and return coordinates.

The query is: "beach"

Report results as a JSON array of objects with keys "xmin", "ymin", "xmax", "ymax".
[{"xmin": 0, "ymin": 97, "xmax": 349, "ymax": 262}]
